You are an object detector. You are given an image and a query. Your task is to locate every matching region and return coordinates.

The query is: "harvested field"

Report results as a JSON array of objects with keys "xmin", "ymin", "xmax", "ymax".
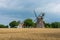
[{"xmin": 0, "ymin": 28, "xmax": 60, "ymax": 40}]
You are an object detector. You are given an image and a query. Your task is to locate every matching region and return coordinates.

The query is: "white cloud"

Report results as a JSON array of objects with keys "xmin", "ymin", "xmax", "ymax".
[
  {"xmin": 0, "ymin": 0, "xmax": 23, "ymax": 9},
  {"xmin": 35, "ymin": 3, "xmax": 60, "ymax": 14},
  {"xmin": 45, "ymin": 3, "xmax": 60, "ymax": 13}
]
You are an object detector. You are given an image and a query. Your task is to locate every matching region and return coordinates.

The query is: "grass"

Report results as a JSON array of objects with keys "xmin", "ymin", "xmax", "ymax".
[{"xmin": 0, "ymin": 28, "xmax": 60, "ymax": 40}]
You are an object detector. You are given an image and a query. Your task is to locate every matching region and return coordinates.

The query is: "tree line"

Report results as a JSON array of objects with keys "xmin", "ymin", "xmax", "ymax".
[{"xmin": 0, "ymin": 18, "xmax": 60, "ymax": 28}]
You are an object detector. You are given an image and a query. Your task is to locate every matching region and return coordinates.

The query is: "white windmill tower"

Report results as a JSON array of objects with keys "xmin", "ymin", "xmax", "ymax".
[
  {"xmin": 34, "ymin": 10, "xmax": 45, "ymax": 28},
  {"xmin": 17, "ymin": 21, "xmax": 23, "ymax": 28}
]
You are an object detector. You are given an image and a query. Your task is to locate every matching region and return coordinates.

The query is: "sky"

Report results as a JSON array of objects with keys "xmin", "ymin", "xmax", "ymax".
[{"xmin": 0, "ymin": 0, "xmax": 60, "ymax": 25}]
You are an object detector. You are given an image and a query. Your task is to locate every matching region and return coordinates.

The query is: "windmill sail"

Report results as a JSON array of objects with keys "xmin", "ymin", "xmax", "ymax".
[{"xmin": 34, "ymin": 10, "xmax": 38, "ymax": 19}]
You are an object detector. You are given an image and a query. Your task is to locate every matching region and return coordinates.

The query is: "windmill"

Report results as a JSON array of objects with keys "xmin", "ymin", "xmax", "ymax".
[
  {"xmin": 34, "ymin": 10, "xmax": 45, "ymax": 28},
  {"xmin": 17, "ymin": 21, "xmax": 23, "ymax": 28}
]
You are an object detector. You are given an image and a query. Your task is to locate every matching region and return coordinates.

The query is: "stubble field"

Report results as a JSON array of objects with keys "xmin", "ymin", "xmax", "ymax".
[{"xmin": 0, "ymin": 28, "xmax": 60, "ymax": 40}]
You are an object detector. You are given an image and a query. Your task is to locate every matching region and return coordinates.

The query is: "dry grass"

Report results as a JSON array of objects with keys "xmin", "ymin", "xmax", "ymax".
[{"xmin": 0, "ymin": 28, "xmax": 60, "ymax": 40}]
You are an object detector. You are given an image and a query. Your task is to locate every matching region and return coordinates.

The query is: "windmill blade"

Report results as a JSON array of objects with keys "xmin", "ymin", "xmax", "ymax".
[
  {"xmin": 34, "ymin": 18, "xmax": 37, "ymax": 22},
  {"xmin": 39, "ymin": 12, "xmax": 45, "ymax": 17},
  {"xmin": 42, "ymin": 13, "xmax": 45, "ymax": 17},
  {"xmin": 39, "ymin": 12, "xmax": 43, "ymax": 16},
  {"xmin": 34, "ymin": 10, "xmax": 38, "ymax": 18}
]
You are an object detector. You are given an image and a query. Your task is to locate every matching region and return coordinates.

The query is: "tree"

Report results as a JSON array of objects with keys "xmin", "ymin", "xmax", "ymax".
[
  {"xmin": 0, "ymin": 24, "xmax": 8, "ymax": 28},
  {"xmin": 44, "ymin": 22, "xmax": 60, "ymax": 28},
  {"xmin": 24, "ymin": 18, "xmax": 34, "ymax": 28},
  {"xmin": 43, "ymin": 21, "xmax": 51, "ymax": 28},
  {"xmin": 51, "ymin": 22, "xmax": 60, "ymax": 28},
  {"xmin": 9, "ymin": 21, "xmax": 19, "ymax": 28},
  {"xmin": 58, "ymin": 22, "xmax": 60, "ymax": 28},
  {"xmin": 44, "ymin": 23, "xmax": 51, "ymax": 28}
]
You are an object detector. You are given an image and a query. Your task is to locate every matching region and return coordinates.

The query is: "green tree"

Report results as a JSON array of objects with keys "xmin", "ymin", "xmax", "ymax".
[
  {"xmin": 44, "ymin": 22, "xmax": 60, "ymax": 28},
  {"xmin": 51, "ymin": 22, "xmax": 60, "ymax": 28},
  {"xmin": 58, "ymin": 22, "xmax": 60, "ymax": 28},
  {"xmin": 24, "ymin": 18, "xmax": 34, "ymax": 28},
  {"xmin": 44, "ymin": 23, "xmax": 51, "ymax": 28},
  {"xmin": 9, "ymin": 21, "xmax": 19, "ymax": 28},
  {"xmin": 0, "ymin": 24, "xmax": 7, "ymax": 28}
]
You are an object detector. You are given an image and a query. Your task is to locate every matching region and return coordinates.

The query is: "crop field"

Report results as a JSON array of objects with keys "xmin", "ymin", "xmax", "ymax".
[{"xmin": 0, "ymin": 28, "xmax": 60, "ymax": 40}]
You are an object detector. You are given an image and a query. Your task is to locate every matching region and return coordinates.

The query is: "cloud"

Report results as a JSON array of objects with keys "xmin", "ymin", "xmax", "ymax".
[
  {"xmin": 36, "ymin": 3, "xmax": 60, "ymax": 13},
  {"xmin": 45, "ymin": 3, "xmax": 60, "ymax": 13},
  {"xmin": 0, "ymin": 0, "xmax": 24, "ymax": 9}
]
